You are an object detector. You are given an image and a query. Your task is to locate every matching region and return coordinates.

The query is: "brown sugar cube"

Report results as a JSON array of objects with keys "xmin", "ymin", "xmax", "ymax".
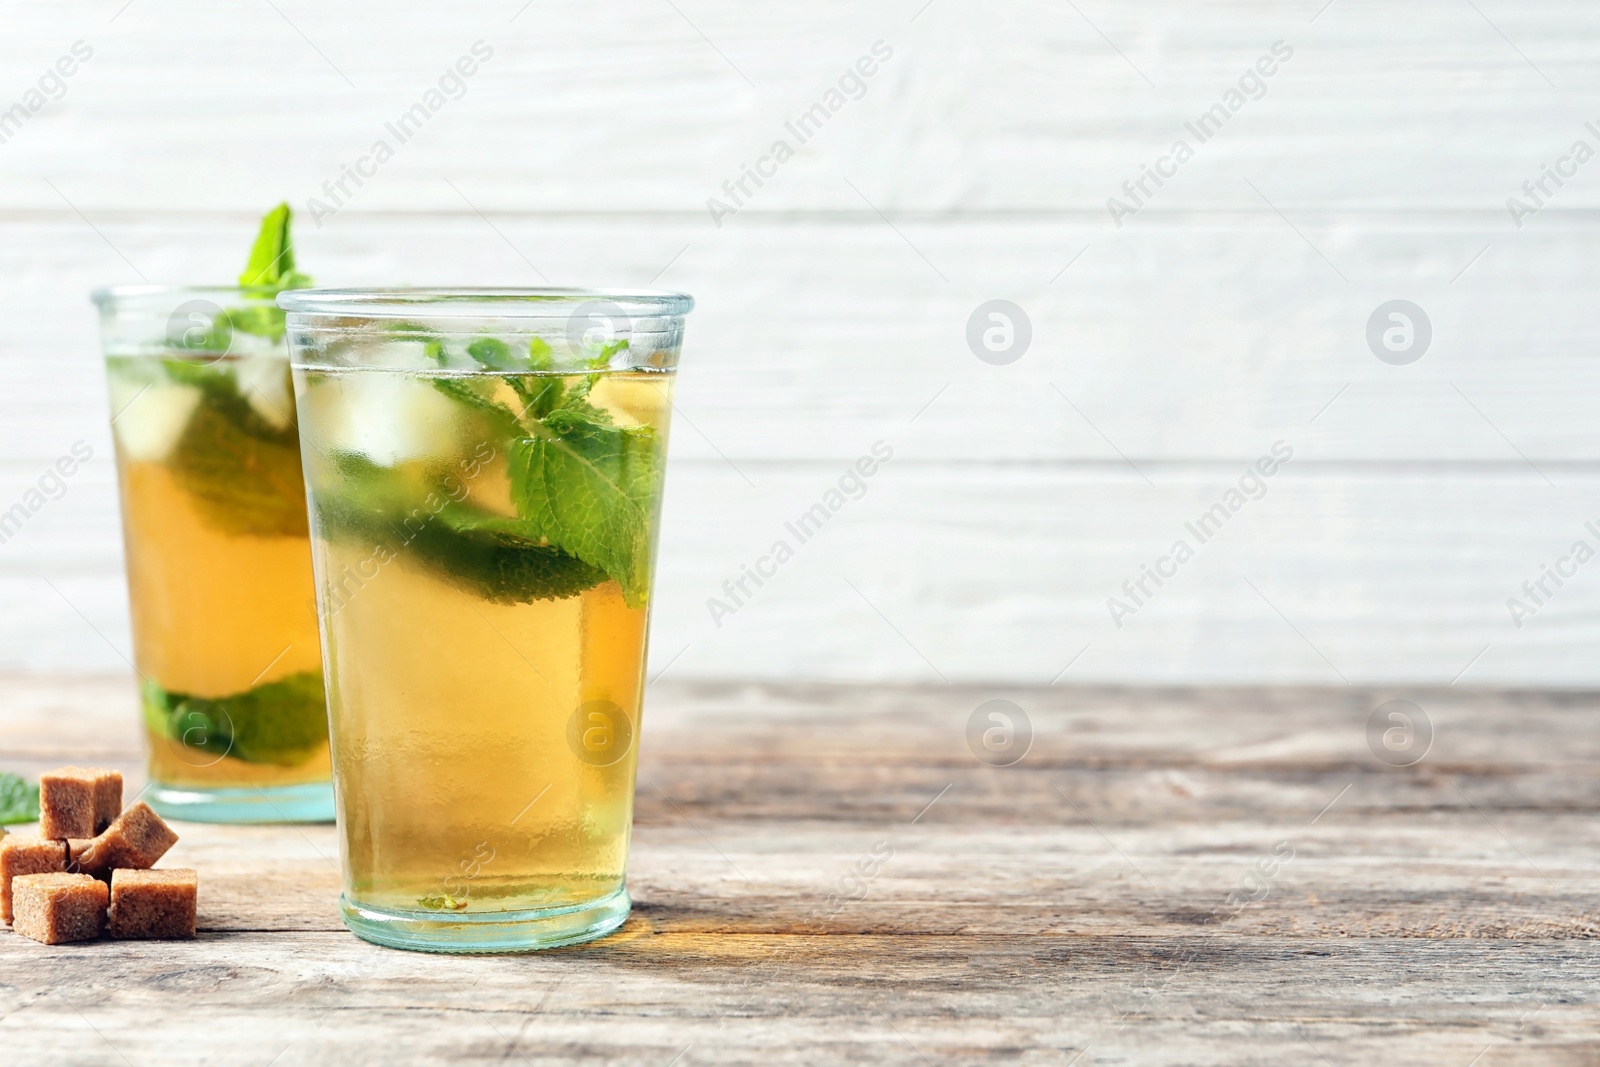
[
  {"xmin": 77, "ymin": 802, "xmax": 178, "ymax": 876},
  {"xmin": 39, "ymin": 770, "xmax": 94, "ymax": 839},
  {"xmin": 1, "ymin": 836, "xmax": 68, "ymax": 924},
  {"xmin": 39, "ymin": 767, "xmax": 123, "ymax": 838},
  {"xmin": 108, "ymin": 868, "xmax": 196, "ymax": 940},
  {"xmin": 12, "ymin": 873, "xmax": 109, "ymax": 944},
  {"xmin": 68, "ymin": 836, "xmax": 112, "ymax": 880},
  {"xmin": 83, "ymin": 768, "xmax": 124, "ymax": 831},
  {"xmin": 1, "ymin": 836, "xmax": 68, "ymax": 925},
  {"xmin": 66, "ymin": 839, "xmax": 103, "ymax": 879}
]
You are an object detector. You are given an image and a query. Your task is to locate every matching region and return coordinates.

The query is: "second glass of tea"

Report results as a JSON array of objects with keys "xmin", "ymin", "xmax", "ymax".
[
  {"xmin": 94, "ymin": 286, "xmax": 333, "ymax": 822},
  {"xmin": 281, "ymin": 288, "xmax": 691, "ymax": 952}
]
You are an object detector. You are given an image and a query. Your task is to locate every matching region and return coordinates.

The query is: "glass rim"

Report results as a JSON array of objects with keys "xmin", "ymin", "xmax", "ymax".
[
  {"xmin": 91, "ymin": 284, "xmax": 285, "ymax": 308},
  {"xmin": 276, "ymin": 287, "xmax": 694, "ymax": 319}
]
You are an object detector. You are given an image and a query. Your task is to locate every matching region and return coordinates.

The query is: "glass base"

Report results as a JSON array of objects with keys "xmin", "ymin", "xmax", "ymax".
[
  {"xmin": 340, "ymin": 885, "xmax": 631, "ymax": 954},
  {"xmin": 144, "ymin": 781, "xmax": 336, "ymax": 824}
]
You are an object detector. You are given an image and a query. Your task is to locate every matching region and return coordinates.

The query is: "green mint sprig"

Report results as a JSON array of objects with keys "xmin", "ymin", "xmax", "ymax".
[
  {"xmin": 240, "ymin": 202, "xmax": 312, "ymax": 291},
  {"xmin": 142, "ymin": 671, "xmax": 328, "ymax": 767},
  {"xmin": 431, "ymin": 336, "xmax": 661, "ymax": 606},
  {"xmin": 317, "ymin": 328, "xmax": 663, "ymax": 606},
  {"xmin": 226, "ymin": 202, "xmax": 314, "ymax": 343},
  {"xmin": 0, "ymin": 771, "xmax": 40, "ymax": 824},
  {"xmin": 132, "ymin": 203, "xmax": 313, "ymax": 537},
  {"xmin": 507, "ymin": 405, "xmax": 658, "ymax": 607},
  {"xmin": 313, "ymin": 450, "xmax": 607, "ymax": 605}
]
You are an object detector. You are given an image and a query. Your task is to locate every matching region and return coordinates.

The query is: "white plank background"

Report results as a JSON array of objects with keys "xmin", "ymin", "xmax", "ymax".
[{"xmin": 2, "ymin": 0, "xmax": 1600, "ymax": 684}]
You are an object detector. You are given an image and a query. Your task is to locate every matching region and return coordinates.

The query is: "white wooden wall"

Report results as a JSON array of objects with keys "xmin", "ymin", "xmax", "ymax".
[{"xmin": 2, "ymin": 0, "xmax": 1599, "ymax": 685}]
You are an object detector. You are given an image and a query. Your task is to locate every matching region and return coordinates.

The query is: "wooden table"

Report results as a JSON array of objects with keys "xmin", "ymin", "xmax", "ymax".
[{"xmin": 2, "ymin": 677, "xmax": 1596, "ymax": 1064}]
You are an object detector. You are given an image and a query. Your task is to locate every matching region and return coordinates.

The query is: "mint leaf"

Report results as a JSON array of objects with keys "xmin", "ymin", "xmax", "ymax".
[
  {"xmin": 594, "ymin": 339, "xmax": 629, "ymax": 365},
  {"xmin": 467, "ymin": 338, "xmax": 516, "ymax": 370},
  {"xmin": 314, "ymin": 451, "xmax": 607, "ymax": 604},
  {"xmin": 239, "ymin": 202, "xmax": 310, "ymax": 291},
  {"xmin": 0, "ymin": 771, "xmax": 40, "ymax": 824},
  {"xmin": 142, "ymin": 671, "xmax": 328, "ymax": 767},
  {"xmin": 401, "ymin": 500, "xmax": 608, "ymax": 603},
  {"xmin": 528, "ymin": 338, "xmax": 554, "ymax": 370},
  {"xmin": 229, "ymin": 202, "xmax": 312, "ymax": 341},
  {"xmin": 421, "ymin": 363, "xmax": 665, "ymax": 605},
  {"xmin": 565, "ymin": 339, "xmax": 629, "ymax": 405},
  {"xmin": 517, "ymin": 341, "xmax": 571, "ymax": 418},
  {"xmin": 508, "ymin": 408, "xmax": 659, "ymax": 606},
  {"xmin": 465, "ymin": 339, "xmax": 560, "ymax": 417}
]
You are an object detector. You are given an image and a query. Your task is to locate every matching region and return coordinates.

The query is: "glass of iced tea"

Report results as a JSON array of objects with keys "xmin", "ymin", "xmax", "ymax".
[
  {"xmin": 280, "ymin": 288, "xmax": 691, "ymax": 952},
  {"xmin": 93, "ymin": 286, "xmax": 333, "ymax": 823}
]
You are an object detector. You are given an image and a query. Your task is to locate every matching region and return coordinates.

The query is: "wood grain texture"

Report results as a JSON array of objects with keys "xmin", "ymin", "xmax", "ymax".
[
  {"xmin": 1, "ymin": 677, "xmax": 1598, "ymax": 1063},
  {"xmin": 4, "ymin": 0, "xmax": 1600, "ymax": 685}
]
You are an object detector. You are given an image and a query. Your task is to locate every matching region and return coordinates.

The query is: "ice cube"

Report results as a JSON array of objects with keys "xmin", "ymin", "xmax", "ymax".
[
  {"xmin": 300, "ymin": 373, "xmax": 463, "ymax": 467},
  {"xmin": 108, "ymin": 377, "xmax": 201, "ymax": 463},
  {"xmin": 232, "ymin": 356, "xmax": 294, "ymax": 430},
  {"xmin": 381, "ymin": 340, "xmax": 443, "ymax": 371}
]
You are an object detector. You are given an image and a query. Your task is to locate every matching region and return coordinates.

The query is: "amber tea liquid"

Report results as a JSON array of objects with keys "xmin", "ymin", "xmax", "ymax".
[
  {"xmin": 105, "ymin": 350, "xmax": 332, "ymax": 822},
  {"xmin": 295, "ymin": 365, "xmax": 673, "ymax": 947}
]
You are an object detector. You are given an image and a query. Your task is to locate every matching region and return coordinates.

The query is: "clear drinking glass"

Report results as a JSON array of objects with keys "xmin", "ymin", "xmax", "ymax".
[
  {"xmin": 280, "ymin": 288, "xmax": 691, "ymax": 952},
  {"xmin": 92, "ymin": 286, "xmax": 334, "ymax": 823}
]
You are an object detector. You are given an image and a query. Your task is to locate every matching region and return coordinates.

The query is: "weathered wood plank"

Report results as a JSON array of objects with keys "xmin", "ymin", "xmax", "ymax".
[
  {"xmin": 4, "ymin": 818, "xmax": 1597, "ymax": 940},
  {"xmin": 2, "ymin": 934, "xmax": 1599, "ymax": 1065},
  {"xmin": 1, "ymin": 678, "xmax": 1597, "ymax": 1062},
  {"xmin": 2, "ymin": 679, "xmax": 1597, "ymax": 940}
]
